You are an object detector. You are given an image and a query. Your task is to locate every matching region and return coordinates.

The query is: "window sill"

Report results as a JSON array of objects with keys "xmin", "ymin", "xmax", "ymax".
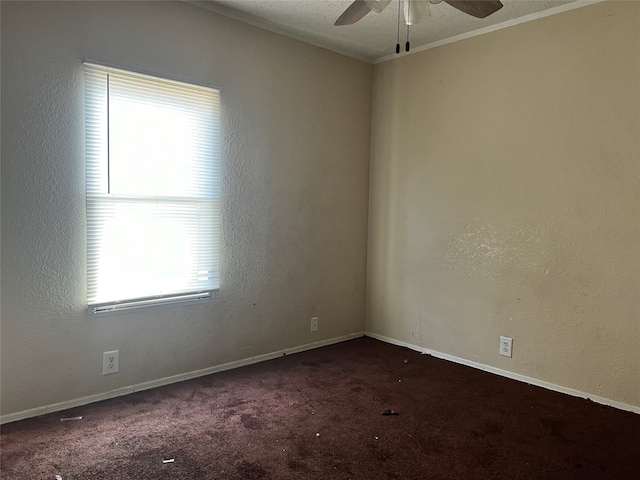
[{"xmin": 88, "ymin": 291, "xmax": 217, "ymax": 316}]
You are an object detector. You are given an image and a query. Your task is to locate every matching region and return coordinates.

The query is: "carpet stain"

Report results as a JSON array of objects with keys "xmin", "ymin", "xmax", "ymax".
[
  {"xmin": 482, "ymin": 421, "xmax": 504, "ymax": 435},
  {"xmin": 222, "ymin": 408, "xmax": 237, "ymax": 419},
  {"xmin": 296, "ymin": 441, "xmax": 313, "ymax": 459},
  {"xmin": 227, "ymin": 398, "xmax": 249, "ymax": 408},
  {"xmin": 241, "ymin": 413, "xmax": 262, "ymax": 430},
  {"xmin": 541, "ymin": 418, "xmax": 569, "ymax": 442},
  {"xmin": 477, "ymin": 445, "xmax": 499, "ymax": 467},
  {"xmin": 236, "ymin": 460, "xmax": 270, "ymax": 479},
  {"xmin": 286, "ymin": 458, "xmax": 310, "ymax": 473}
]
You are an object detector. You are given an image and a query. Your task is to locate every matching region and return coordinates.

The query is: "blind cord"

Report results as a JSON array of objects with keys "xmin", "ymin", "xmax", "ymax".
[{"xmin": 106, "ymin": 73, "xmax": 111, "ymax": 194}]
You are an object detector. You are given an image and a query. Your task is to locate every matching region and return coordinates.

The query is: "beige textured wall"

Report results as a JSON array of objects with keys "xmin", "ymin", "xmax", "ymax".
[
  {"xmin": 368, "ymin": 1, "xmax": 639, "ymax": 408},
  {"xmin": 1, "ymin": 1, "xmax": 371, "ymax": 417}
]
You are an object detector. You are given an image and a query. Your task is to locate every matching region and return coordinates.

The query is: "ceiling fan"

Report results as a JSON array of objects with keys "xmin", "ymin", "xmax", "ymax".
[
  {"xmin": 335, "ymin": 0, "xmax": 503, "ymax": 52},
  {"xmin": 335, "ymin": 0, "xmax": 504, "ymax": 26},
  {"xmin": 334, "ymin": 0, "xmax": 503, "ymax": 53}
]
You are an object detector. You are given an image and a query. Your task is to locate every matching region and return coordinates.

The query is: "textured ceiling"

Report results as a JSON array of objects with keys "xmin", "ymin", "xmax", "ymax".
[{"xmin": 190, "ymin": 0, "xmax": 582, "ymax": 62}]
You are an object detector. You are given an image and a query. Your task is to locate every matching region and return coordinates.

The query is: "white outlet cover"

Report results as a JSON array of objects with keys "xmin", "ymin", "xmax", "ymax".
[
  {"xmin": 103, "ymin": 350, "xmax": 119, "ymax": 375},
  {"xmin": 499, "ymin": 336, "xmax": 513, "ymax": 358}
]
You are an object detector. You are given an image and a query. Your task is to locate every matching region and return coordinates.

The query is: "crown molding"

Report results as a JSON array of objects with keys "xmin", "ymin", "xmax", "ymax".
[
  {"xmin": 186, "ymin": 1, "xmax": 373, "ymax": 63},
  {"xmin": 374, "ymin": 0, "xmax": 606, "ymax": 63}
]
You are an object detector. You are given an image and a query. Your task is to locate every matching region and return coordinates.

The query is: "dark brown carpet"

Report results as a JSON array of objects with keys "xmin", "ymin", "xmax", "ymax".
[{"xmin": 2, "ymin": 337, "xmax": 639, "ymax": 479}]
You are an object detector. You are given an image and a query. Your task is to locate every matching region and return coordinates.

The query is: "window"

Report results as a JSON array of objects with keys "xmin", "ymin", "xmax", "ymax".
[{"xmin": 84, "ymin": 63, "xmax": 221, "ymax": 313}]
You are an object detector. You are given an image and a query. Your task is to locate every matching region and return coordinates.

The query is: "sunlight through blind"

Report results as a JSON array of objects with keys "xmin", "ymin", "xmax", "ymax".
[{"xmin": 84, "ymin": 63, "xmax": 220, "ymax": 309}]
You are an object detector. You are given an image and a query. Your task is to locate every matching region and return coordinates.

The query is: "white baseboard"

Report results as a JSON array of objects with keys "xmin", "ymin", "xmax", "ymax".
[
  {"xmin": 0, "ymin": 332, "xmax": 365, "ymax": 425},
  {"xmin": 366, "ymin": 332, "xmax": 640, "ymax": 415}
]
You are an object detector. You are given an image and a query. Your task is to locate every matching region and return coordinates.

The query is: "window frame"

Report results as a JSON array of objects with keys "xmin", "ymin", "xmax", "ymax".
[{"xmin": 84, "ymin": 62, "xmax": 221, "ymax": 315}]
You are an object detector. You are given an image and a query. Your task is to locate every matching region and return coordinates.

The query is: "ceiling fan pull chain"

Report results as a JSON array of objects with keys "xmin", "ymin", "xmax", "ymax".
[
  {"xmin": 406, "ymin": 4, "xmax": 410, "ymax": 53},
  {"xmin": 396, "ymin": 0, "xmax": 402, "ymax": 54}
]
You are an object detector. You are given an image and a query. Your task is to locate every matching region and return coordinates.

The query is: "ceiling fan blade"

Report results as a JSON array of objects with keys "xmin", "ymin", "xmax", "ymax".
[
  {"xmin": 334, "ymin": 1, "xmax": 372, "ymax": 26},
  {"xmin": 365, "ymin": 0, "xmax": 392, "ymax": 13},
  {"xmin": 404, "ymin": 0, "xmax": 431, "ymax": 26},
  {"xmin": 444, "ymin": 0, "xmax": 503, "ymax": 19}
]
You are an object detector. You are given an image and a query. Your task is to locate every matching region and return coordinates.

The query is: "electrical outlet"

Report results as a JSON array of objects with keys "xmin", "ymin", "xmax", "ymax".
[
  {"xmin": 103, "ymin": 350, "xmax": 119, "ymax": 375},
  {"xmin": 310, "ymin": 317, "xmax": 318, "ymax": 332},
  {"xmin": 499, "ymin": 336, "xmax": 513, "ymax": 358}
]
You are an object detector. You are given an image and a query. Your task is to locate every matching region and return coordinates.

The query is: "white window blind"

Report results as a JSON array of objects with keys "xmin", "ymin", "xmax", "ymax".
[{"xmin": 84, "ymin": 63, "xmax": 220, "ymax": 311}]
